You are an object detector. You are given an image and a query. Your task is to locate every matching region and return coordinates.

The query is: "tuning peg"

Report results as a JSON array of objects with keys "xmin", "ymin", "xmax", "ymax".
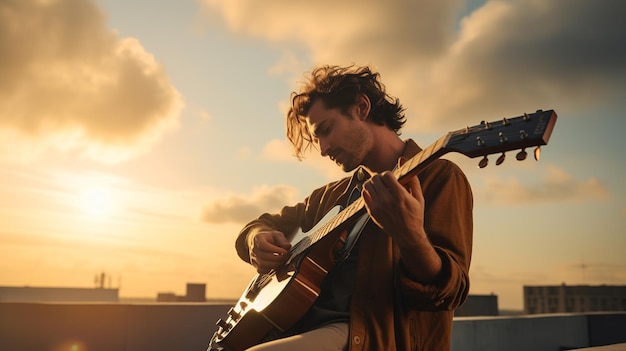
[
  {"xmin": 516, "ymin": 148, "xmax": 528, "ymax": 161},
  {"xmin": 476, "ymin": 136, "xmax": 486, "ymax": 147},
  {"xmin": 496, "ymin": 153, "xmax": 506, "ymax": 166},
  {"xmin": 478, "ymin": 156, "xmax": 489, "ymax": 168},
  {"xmin": 499, "ymin": 132, "xmax": 508, "ymax": 143},
  {"xmin": 523, "ymin": 113, "xmax": 531, "ymax": 121},
  {"xmin": 534, "ymin": 146, "xmax": 541, "ymax": 161}
]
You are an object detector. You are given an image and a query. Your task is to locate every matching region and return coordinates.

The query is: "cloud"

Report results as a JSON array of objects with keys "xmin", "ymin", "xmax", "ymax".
[
  {"xmin": 200, "ymin": 0, "xmax": 462, "ymax": 110},
  {"xmin": 268, "ymin": 49, "xmax": 310, "ymax": 83},
  {"xmin": 0, "ymin": 0, "xmax": 184, "ymax": 163},
  {"xmin": 202, "ymin": 0, "xmax": 460, "ymax": 64},
  {"xmin": 202, "ymin": 0, "xmax": 626, "ymax": 132},
  {"xmin": 476, "ymin": 165, "xmax": 610, "ymax": 206},
  {"xmin": 201, "ymin": 184, "xmax": 299, "ymax": 224},
  {"xmin": 410, "ymin": 0, "xmax": 626, "ymax": 129},
  {"xmin": 260, "ymin": 138, "xmax": 294, "ymax": 162}
]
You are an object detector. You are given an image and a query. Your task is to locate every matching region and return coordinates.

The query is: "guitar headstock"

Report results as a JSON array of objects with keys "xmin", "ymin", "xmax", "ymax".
[{"xmin": 444, "ymin": 109, "xmax": 557, "ymax": 168}]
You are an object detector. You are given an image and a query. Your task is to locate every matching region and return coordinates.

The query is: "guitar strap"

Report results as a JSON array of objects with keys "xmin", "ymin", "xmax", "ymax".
[
  {"xmin": 338, "ymin": 182, "xmax": 370, "ymax": 261},
  {"xmin": 338, "ymin": 162, "xmax": 400, "ymax": 261},
  {"xmin": 339, "ymin": 212, "xmax": 369, "ymax": 261}
]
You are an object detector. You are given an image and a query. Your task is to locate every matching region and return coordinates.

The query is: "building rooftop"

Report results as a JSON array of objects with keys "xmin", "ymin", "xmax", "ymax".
[{"xmin": 1, "ymin": 302, "xmax": 625, "ymax": 351}]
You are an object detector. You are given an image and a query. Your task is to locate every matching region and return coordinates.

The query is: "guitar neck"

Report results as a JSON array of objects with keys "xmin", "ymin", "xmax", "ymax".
[
  {"xmin": 395, "ymin": 135, "xmax": 450, "ymax": 184},
  {"xmin": 289, "ymin": 109, "xmax": 558, "ymax": 260}
]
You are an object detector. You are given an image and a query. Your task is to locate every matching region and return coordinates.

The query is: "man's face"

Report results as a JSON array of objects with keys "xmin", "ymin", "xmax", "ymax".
[{"xmin": 305, "ymin": 99, "xmax": 373, "ymax": 172}]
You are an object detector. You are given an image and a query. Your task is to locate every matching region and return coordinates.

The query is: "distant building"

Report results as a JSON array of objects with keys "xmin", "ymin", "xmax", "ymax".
[
  {"xmin": 156, "ymin": 292, "xmax": 179, "ymax": 302},
  {"xmin": 524, "ymin": 284, "xmax": 626, "ymax": 314},
  {"xmin": 0, "ymin": 286, "xmax": 119, "ymax": 303},
  {"xmin": 455, "ymin": 294, "xmax": 499, "ymax": 316},
  {"xmin": 157, "ymin": 283, "xmax": 206, "ymax": 302}
]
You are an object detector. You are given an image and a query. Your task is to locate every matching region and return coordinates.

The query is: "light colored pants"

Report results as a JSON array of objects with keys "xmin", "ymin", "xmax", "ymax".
[{"xmin": 246, "ymin": 322, "xmax": 349, "ymax": 351}]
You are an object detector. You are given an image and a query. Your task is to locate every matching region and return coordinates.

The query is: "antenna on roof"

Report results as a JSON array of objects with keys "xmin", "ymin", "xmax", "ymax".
[{"xmin": 578, "ymin": 257, "xmax": 587, "ymax": 284}]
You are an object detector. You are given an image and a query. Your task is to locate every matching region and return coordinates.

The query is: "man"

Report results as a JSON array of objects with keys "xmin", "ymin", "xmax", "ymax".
[{"xmin": 236, "ymin": 65, "xmax": 473, "ymax": 350}]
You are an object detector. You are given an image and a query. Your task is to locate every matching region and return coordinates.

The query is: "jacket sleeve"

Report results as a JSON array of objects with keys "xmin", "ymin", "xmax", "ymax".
[
  {"xmin": 235, "ymin": 202, "xmax": 306, "ymax": 264},
  {"xmin": 397, "ymin": 159, "xmax": 473, "ymax": 311},
  {"xmin": 234, "ymin": 179, "xmax": 348, "ymax": 264}
]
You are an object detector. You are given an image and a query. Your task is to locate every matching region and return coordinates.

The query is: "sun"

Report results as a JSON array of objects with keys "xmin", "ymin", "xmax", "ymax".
[{"xmin": 81, "ymin": 186, "xmax": 113, "ymax": 216}]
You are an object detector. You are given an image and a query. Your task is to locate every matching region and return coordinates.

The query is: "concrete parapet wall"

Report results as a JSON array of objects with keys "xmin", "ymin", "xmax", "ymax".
[
  {"xmin": 0, "ymin": 302, "xmax": 624, "ymax": 351},
  {"xmin": 0, "ymin": 302, "xmax": 230, "ymax": 351},
  {"xmin": 452, "ymin": 314, "xmax": 589, "ymax": 351}
]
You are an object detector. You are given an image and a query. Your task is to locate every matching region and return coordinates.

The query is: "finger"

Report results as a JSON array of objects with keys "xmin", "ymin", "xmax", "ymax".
[
  {"xmin": 364, "ymin": 174, "xmax": 387, "ymax": 198},
  {"xmin": 405, "ymin": 175, "xmax": 420, "ymax": 194},
  {"xmin": 398, "ymin": 157, "xmax": 407, "ymax": 167},
  {"xmin": 251, "ymin": 251, "xmax": 285, "ymax": 268},
  {"xmin": 252, "ymin": 236, "xmax": 290, "ymax": 260},
  {"xmin": 380, "ymin": 172, "xmax": 404, "ymax": 197},
  {"xmin": 361, "ymin": 183, "xmax": 375, "ymax": 209},
  {"xmin": 251, "ymin": 252, "xmax": 287, "ymax": 277},
  {"xmin": 255, "ymin": 249, "xmax": 289, "ymax": 262},
  {"xmin": 367, "ymin": 173, "xmax": 402, "ymax": 202},
  {"xmin": 271, "ymin": 232, "xmax": 292, "ymax": 250},
  {"xmin": 255, "ymin": 232, "xmax": 289, "ymax": 254}
]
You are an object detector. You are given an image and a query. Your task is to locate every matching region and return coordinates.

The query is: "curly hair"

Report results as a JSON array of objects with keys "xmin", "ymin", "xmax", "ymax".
[{"xmin": 286, "ymin": 65, "xmax": 406, "ymax": 160}]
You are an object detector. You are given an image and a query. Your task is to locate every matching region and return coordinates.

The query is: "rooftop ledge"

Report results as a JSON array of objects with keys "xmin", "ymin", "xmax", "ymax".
[{"xmin": 0, "ymin": 302, "xmax": 624, "ymax": 351}]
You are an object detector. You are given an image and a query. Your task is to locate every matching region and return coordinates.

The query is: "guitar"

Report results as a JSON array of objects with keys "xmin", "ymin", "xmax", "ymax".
[{"xmin": 207, "ymin": 109, "xmax": 558, "ymax": 351}]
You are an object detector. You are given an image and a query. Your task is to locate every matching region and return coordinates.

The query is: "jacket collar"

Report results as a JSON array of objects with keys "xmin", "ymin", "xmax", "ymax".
[{"xmin": 338, "ymin": 139, "xmax": 422, "ymax": 207}]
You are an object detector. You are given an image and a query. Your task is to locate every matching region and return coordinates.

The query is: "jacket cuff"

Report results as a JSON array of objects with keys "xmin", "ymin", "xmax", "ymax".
[{"xmin": 398, "ymin": 249, "xmax": 467, "ymax": 311}]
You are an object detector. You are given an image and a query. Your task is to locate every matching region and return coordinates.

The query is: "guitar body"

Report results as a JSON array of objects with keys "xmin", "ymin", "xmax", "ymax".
[{"xmin": 211, "ymin": 206, "xmax": 349, "ymax": 351}]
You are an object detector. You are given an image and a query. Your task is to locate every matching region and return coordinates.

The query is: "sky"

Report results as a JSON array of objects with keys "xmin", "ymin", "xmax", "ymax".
[{"xmin": 1, "ymin": 0, "xmax": 625, "ymax": 310}]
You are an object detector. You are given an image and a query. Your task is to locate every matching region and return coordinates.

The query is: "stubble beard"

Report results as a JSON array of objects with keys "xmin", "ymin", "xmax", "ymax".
[{"xmin": 337, "ymin": 124, "xmax": 372, "ymax": 173}]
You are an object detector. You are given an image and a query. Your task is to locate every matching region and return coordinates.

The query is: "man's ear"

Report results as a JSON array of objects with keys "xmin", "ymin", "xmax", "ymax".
[{"xmin": 355, "ymin": 94, "xmax": 371, "ymax": 121}]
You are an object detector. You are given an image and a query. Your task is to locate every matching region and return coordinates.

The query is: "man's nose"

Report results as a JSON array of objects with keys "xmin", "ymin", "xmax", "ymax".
[{"xmin": 319, "ymin": 138, "xmax": 331, "ymax": 157}]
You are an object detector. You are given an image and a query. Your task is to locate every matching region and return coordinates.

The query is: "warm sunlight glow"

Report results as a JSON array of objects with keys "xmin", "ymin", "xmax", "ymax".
[
  {"xmin": 53, "ymin": 340, "xmax": 87, "ymax": 351},
  {"xmin": 81, "ymin": 186, "xmax": 113, "ymax": 216}
]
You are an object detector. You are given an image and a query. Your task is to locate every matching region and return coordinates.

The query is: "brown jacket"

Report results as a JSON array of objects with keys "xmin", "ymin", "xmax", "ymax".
[{"xmin": 236, "ymin": 139, "xmax": 473, "ymax": 350}]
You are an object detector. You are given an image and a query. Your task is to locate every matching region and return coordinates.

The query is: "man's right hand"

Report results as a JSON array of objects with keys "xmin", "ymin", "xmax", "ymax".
[{"xmin": 248, "ymin": 230, "xmax": 292, "ymax": 274}]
